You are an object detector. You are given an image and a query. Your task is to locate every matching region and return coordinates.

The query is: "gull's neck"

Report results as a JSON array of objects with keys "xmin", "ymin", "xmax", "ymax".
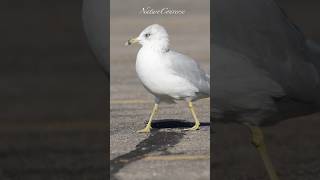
[{"xmin": 142, "ymin": 40, "xmax": 170, "ymax": 53}]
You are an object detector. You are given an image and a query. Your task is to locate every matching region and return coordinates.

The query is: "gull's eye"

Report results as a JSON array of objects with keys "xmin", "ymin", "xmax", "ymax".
[{"xmin": 145, "ymin": 33, "xmax": 151, "ymax": 38}]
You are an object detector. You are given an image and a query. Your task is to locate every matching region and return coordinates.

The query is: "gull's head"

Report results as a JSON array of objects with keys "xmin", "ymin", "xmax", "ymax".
[{"xmin": 125, "ymin": 24, "xmax": 169, "ymax": 51}]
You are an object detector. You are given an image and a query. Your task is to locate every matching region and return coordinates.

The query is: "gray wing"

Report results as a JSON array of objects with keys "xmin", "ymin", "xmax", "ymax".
[
  {"xmin": 213, "ymin": 0, "xmax": 320, "ymax": 106},
  {"xmin": 212, "ymin": 0, "xmax": 320, "ymax": 124},
  {"xmin": 169, "ymin": 50, "xmax": 210, "ymax": 96},
  {"xmin": 213, "ymin": 45, "xmax": 285, "ymax": 124}
]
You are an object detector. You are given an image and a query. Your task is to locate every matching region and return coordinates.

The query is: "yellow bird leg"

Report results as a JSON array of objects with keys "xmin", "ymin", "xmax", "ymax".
[
  {"xmin": 137, "ymin": 103, "xmax": 158, "ymax": 133},
  {"xmin": 185, "ymin": 101, "xmax": 200, "ymax": 131},
  {"xmin": 247, "ymin": 125, "xmax": 280, "ymax": 180}
]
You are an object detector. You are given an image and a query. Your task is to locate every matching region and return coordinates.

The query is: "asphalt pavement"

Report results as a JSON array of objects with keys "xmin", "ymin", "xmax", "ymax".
[{"xmin": 110, "ymin": 43, "xmax": 210, "ymax": 180}]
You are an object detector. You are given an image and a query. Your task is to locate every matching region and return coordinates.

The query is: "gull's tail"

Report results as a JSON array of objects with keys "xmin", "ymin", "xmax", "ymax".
[
  {"xmin": 205, "ymin": 73, "xmax": 210, "ymax": 96},
  {"xmin": 197, "ymin": 71, "xmax": 210, "ymax": 100}
]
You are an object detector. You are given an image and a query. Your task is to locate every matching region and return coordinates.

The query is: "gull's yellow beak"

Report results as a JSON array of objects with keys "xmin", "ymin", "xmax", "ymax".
[{"xmin": 125, "ymin": 37, "xmax": 139, "ymax": 46}]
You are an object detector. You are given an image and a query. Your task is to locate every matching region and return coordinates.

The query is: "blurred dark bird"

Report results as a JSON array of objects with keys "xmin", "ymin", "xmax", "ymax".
[
  {"xmin": 213, "ymin": 0, "xmax": 320, "ymax": 179},
  {"xmin": 82, "ymin": 0, "xmax": 108, "ymax": 77}
]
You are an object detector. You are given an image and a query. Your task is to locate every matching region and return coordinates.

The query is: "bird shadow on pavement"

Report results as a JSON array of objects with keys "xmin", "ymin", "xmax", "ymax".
[
  {"xmin": 151, "ymin": 119, "xmax": 210, "ymax": 129},
  {"xmin": 110, "ymin": 130, "xmax": 185, "ymax": 180}
]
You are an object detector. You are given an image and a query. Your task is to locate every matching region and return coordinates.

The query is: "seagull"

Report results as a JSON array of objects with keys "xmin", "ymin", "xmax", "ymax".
[
  {"xmin": 125, "ymin": 24, "xmax": 210, "ymax": 133},
  {"xmin": 213, "ymin": 0, "xmax": 320, "ymax": 179}
]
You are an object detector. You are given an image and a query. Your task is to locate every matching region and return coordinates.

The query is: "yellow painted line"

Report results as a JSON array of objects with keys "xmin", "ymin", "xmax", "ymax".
[
  {"xmin": 0, "ymin": 121, "xmax": 107, "ymax": 132},
  {"xmin": 143, "ymin": 155, "xmax": 210, "ymax": 161},
  {"xmin": 111, "ymin": 99, "xmax": 150, "ymax": 104},
  {"xmin": 118, "ymin": 159, "xmax": 130, "ymax": 163}
]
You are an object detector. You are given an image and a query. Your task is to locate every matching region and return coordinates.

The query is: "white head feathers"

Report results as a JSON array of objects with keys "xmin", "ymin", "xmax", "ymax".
[{"xmin": 137, "ymin": 24, "xmax": 170, "ymax": 52}]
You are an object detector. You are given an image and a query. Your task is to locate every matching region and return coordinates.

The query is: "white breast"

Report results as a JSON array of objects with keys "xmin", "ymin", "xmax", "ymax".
[{"xmin": 135, "ymin": 47, "xmax": 197, "ymax": 99}]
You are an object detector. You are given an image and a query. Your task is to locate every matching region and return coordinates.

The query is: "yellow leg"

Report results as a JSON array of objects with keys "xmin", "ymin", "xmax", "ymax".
[
  {"xmin": 137, "ymin": 103, "xmax": 158, "ymax": 133},
  {"xmin": 247, "ymin": 125, "xmax": 280, "ymax": 180},
  {"xmin": 184, "ymin": 101, "xmax": 200, "ymax": 131}
]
